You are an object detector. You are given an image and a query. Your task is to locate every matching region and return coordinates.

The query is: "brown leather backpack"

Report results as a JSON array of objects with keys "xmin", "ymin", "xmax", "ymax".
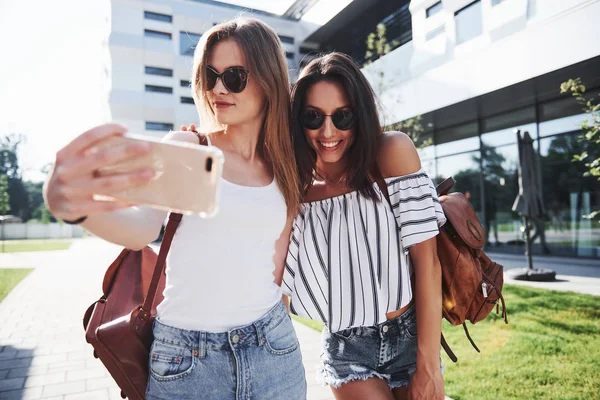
[
  {"xmin": 376, "ymin": 173, "xmax": 508, "ymax": 362},
  {"xmin": 82, "ymin": 212, "xmax": 182, "ymax": 399},
  {"xmin": 435, "ymin": 178, "xmax": 508, "ymax": 362}
]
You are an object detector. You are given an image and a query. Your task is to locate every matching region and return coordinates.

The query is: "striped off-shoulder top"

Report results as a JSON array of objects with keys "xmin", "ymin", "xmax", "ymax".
[{"xmin": 282, "ymin": 169, "xmax": 447, "ymax": 332}]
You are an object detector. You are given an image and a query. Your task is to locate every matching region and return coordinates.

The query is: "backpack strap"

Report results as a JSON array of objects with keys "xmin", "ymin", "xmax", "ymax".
[
  {"xmin": 441, "ymin": 333, "xmax": 458, "ymax": 363},
  {"xmin": 463, "ymin": 323, "xmax": 481, "ymax": 353},
  {"xmin": 193, "ymin": 131, "xmax": 210, "ymax": 146},
  {"xmin": 436, "ymin": 177, "xmax": 456, "ymax": 196},
  {"xmin": 141, "ymin": 212, "xmax": 182, "ymax": 313}
]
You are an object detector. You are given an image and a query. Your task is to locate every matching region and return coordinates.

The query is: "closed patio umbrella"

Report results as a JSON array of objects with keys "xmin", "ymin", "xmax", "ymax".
[{"xmin": 509, "ymin": 130, "xmax": 556, "ymax": 281}]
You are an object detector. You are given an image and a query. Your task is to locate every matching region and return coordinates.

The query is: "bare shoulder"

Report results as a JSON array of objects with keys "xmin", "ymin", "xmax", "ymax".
[{"xmin": 377, "ymin": 131, "xmax": 422, "ymax": 178}]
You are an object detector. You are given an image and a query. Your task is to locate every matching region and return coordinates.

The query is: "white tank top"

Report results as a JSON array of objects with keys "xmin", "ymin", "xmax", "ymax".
[{"xmin": 156, "ymin": 177, "xmax": 287, "ymax": 332}]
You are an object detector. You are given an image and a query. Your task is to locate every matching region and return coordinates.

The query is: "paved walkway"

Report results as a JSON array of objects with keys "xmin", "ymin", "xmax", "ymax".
[
  {"xmin": 1, "ymin": 240, "xmax": 597, "ymax": 399},
  {"xmin": 0, "ymin": 239, "xmax": 334, "ymax": 399}
]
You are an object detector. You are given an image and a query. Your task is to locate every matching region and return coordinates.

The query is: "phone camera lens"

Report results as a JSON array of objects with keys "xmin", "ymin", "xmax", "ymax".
[{"xmin": 206, "ymin": 157, "xmax": 213, "ymax": 172}]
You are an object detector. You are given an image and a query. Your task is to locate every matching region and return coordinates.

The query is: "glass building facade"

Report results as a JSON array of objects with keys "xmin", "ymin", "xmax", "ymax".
[{"xmin": 412, "ymin": 78, "xmax": 600, "ymax": 259}]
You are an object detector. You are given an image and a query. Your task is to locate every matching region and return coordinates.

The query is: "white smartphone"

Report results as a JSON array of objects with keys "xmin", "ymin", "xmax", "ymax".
[{"xmin": 94, "ymin": 133, "xmax": 224, "ymax": 217}]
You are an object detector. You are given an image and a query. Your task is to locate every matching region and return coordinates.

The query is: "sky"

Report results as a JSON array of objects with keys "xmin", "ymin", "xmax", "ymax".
[
  {"xmin": 0, "ymin": 0, "xmax": 111, "ymax": 182},
  {"xmin": 0, "ymin": 0, "xmax": 350, "ymax": 182}
]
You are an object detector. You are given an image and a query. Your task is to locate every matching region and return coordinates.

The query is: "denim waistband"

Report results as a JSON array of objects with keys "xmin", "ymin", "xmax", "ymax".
[
  {"xmin": 377, "ymin": 303, "xmax": 416, "ymax": 332},
  {"xmin": 153, "ymin": 301, "xmax": 288, "ymax": 352}
]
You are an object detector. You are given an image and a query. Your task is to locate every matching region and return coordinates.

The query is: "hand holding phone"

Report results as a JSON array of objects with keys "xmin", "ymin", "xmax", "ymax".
[{"xmin": 94, "ymin": 133, "xmax": 224, "ymax": 217}]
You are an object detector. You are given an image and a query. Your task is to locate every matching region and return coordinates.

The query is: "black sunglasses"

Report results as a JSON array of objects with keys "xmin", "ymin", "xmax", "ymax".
[
  {"xmin": 300, "ymin": 109, "xmax": 356, "ymax": 131},
  {"xmin": 206, "ymin": 66, "xmax": 249, "ymax": 93}
]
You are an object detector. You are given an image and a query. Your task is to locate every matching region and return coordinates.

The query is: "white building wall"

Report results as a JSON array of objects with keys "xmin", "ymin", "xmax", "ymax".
[
  {"xmin": 363, "ymin": 0, "xmax": 600, "ymax": 124},
  {"xmin": 109, "ymin": 0, "xmax": 318, "ymax": 138}
]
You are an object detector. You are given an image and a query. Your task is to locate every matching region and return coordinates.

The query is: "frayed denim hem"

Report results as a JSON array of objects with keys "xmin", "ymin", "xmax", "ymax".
[
  {"xmin": 389, "ymin": 380, "xmax": 410, "ymax": 390},
  {"xmin": 388, "ymin": 363, "xmax": 445, "ymax": 390},
  {"xmin": 317, "ymin": 365, "xmax": 391, "ymax": 389}
]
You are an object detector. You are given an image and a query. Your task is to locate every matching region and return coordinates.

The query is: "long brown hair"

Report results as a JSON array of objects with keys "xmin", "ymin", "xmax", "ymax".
[
  {"xmin": 191, "ymin": 18, "xmax": 300, "ymax": 215},
  {"xmin": 290, "ymin": 52, "xmax": 383, "ymax": 200}
]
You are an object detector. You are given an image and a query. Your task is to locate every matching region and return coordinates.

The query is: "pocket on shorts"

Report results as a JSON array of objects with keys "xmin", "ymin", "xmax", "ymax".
[
  {"xmin": 399, "ymin": 307, "xmax": 418, "ymax": 340},
  {"xmin": 264, "ymin": 316, "xmax": 299, "ymax": 356},
  {"xmin": 331, "ymin": 327, "xmax": 357, "ymax": 340},
  {"xmin": 149, "ymin": 340, "xmax": 196, "ymax": 382}
]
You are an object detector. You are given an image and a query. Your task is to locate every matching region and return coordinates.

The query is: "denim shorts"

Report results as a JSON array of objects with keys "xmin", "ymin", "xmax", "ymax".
[
  {"xmin": 318, "ymin": 304, "xmax": 418, "ymax": 389},
  {"xmin": 146, "ymin": 301, "xmax": 307, "ymax": 400}
]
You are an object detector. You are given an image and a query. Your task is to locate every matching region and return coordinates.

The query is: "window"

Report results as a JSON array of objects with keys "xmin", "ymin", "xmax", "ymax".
[
  {"xmin": 436, "ymin": 135, "xmax": 480, "ymax": 157},
  {"xmin": 144, "ymin": 29, "xmax": 172, "ymax": 40},
  {"xmin": 286, "ymin": 52, "xmax": 295, "ymax": 60},
  {"xmin": 145, "ymin": 66, "xmax": 173, "ymax": 77},
  {"xmin": 380, "ymin": 3, "xmax": 413, "ymax": 49},
  {"xmin": 144, "ymin": 11, "xmax": 172, "ymax": 23},
  {"xmin": 146, "ymin": 122, "xmax": 174, "ymax": 131},
  {"xmin": 481, "ymin": 107, "xmax": 536, "ymax": 136},
  {"xmin": 436, "ymin": 151, "xmax": 482, "ymax": 215},
  {"xmin": 426, "ymin": 2, "xmax": 443, "ymax": 18},
  {"xmin": 426, "ymin": 25, "xmax": 445, "ymax": 41},
  {"xmin": 539, "ymin": 114, "xmax": 588, "ymax": 138},
  {"xmin": 181, "ymin": 96, "xmax": 194, "ymax": 104},
  {"xmin": 145, "ymin": 85, "xmax": 173, "ymax": 94},
  {"xmin": 539, "ymin": 132, "xmax": 600, "ymax": 258},
  {"xmin": 180, "ymin": 80, "xmax": 190, "ymax": 87},
  {"xmin": 455, "ymin": 1, "xmax": 482, "ymax": 44},
  {"xmin": 299, "ymin": 46, "xmax": 315, "ymax": 54},
  {"xmin": 278, "ymin": 35, "xmax": 294, "ymax": 44},
  {"xmin": 482, "ymin": 122, "xmax": 537, "ymax": 147},
  {"xmin": 180, "ymin": 31, "xmax": 202, "ymax": 56}
]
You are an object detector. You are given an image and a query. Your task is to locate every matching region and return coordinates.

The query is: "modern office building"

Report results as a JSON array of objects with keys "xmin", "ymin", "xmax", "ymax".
[
  {"xmin": 108, "ymin": 0, "xmax": 319, "ymax": 138},
  {"xmin": 303, "ymin": 0, "xmax": 600, "ymax": 259}
]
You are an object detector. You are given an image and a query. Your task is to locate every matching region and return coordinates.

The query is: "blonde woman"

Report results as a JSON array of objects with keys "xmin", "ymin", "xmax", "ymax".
[{"xmin": 44, "ymin": 18, "xmax": 306, "ymax": 400}]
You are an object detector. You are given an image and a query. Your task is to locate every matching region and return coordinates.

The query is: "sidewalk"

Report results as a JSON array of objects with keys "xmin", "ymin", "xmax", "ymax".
[
  {"xmin": 0, "ymin": 239, "xmax": 123, "ymax": 399},
  {"xmin": 488, "ymin": 252, "xmax": 600, "ymax": 296},
  {"xmin": 0, "ymin": 238, "xmax": 334, "ymax": 399}
]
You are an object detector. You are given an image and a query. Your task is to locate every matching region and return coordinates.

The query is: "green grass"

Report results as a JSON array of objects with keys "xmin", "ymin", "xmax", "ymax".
[
  {"xmin": 292, "ymin": 285, "xmax": 600, "ymax": 399},
  {"xmin": 443, "ymin": 285, "xmax": 600, "ymax": 400},
  {"xmin": 0, "ymin": 239, "xmax": 72, "ymax": 253},
  {"xmin": 0, "ymin": 269, "xmax": 33, "ymax": 302}
]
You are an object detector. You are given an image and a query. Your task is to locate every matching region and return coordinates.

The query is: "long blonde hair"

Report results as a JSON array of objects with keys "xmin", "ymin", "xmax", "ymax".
[{"xmin": 191, "ymin": 17, "xmax": 300, "ymax": 215}]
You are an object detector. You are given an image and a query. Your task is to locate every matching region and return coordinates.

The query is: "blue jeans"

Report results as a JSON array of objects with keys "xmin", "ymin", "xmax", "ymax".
[
  {"xmin": 319, "ymin": 304, "xmax": 419, "ymax": 389},
  {"xmin": 146, "ymin": 301, "xmax": 307, "ymax": 400}
]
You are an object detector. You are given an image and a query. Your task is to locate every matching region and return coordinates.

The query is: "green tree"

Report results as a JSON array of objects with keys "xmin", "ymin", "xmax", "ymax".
[
  {"xmin": 0, "ymin": 175, "xmax": 10, "ymax": 216},
  {"xmin": 0, "ymin": 174, "xmax": 9, "ymax": 251},
  {"xmin": 363, "ymin": 24, "xmax": 431, "ymax": 149},
  {"xmin": 24, "ymin": 181, "xmax": 48, "ymax": 221},
  {"xmin": 560, "ymin": 78, "xmax": 600, "ymax": 222},
  {"xmin": 0, "ymin": 134, "xmax": 25, "ymax": 178},
  {"xmin": 0, "ymin": 134, "xmax": 31, "ymax": 220}
]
